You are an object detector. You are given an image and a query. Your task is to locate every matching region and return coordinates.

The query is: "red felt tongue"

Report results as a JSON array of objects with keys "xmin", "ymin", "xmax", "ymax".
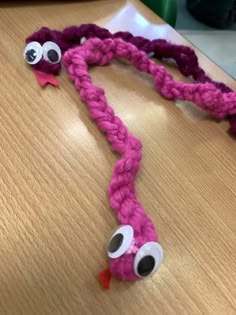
[
  {"xmin": 33, "ymin": 69, "xmax": 59, "ymax": 87},
  {"xmin": 99, "ymin": 268, "xmax": 112, "ymax": 290}
]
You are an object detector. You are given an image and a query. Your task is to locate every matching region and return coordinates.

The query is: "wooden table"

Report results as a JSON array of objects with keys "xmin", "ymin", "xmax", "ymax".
[{"xmin": 0, "ymin": 1, "xmax": 236, "ymax": 314}]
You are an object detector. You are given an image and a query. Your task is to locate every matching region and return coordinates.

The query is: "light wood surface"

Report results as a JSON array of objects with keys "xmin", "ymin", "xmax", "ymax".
[{"xmin": 0, "ymin": 1, "xmax": 236, "ymax": 314}]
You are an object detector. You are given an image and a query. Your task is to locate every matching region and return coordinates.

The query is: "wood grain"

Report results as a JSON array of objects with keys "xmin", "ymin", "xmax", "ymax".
[{"xmin": 0, "ymin": 0, "xmax": 235, "ymax": 314}]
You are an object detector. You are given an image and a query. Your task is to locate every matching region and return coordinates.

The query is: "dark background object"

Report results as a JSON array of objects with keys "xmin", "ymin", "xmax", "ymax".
[{"xmin": 187, "ymin": 0, "xmax": 236, "ymax": 29}]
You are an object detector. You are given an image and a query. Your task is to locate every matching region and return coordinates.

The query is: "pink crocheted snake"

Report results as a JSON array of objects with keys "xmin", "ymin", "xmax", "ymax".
[
  {"xmin": 63, "ymin": 37, "xmax": 236, "ymax": 288},
  {"xmin": 24, "ymin": 24, "xmax": 236, "ymax": 134},
  {"xmin": 63, "ymin": 38, "xmax": 165, "ymax": 289},
  {"xmin": 64, "ymin": 38, "xmax": 236, "ymax": 120}
]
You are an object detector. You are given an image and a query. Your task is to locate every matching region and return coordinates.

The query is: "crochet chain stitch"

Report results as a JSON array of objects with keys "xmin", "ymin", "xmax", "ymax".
[
  {"xmin": 26, "ymin": 24, "xmax": 233, "ymax": 93},
  {"xmin": 63, "ymin": 37, "xmax": 236, "ymax": 281},
  {"xmin": 64, "ymin": 38, "xmax": 160, "ymax": 282},
  {"xmin": 26, "ymin": 24, "xmax": 236, "ymax": 133},
  {"xmin": 64, "ymin": 38, "xmax": 236, "ymax": 119}
]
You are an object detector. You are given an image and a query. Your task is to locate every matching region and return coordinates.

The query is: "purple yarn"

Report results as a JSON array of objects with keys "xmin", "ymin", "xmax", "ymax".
[
  {"xmin": 26, "ymin": 24, "xmax": 236, "ymax": 134},
  {"xmin": 229, "ymin": 116, "xmax": 236, "ymax": 134}
]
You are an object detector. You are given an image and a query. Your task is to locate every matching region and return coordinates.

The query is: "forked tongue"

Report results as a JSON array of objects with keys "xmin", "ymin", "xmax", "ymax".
[{"xmin": 33, "ymin": 69, "xmax": 59, "ymax": 87}]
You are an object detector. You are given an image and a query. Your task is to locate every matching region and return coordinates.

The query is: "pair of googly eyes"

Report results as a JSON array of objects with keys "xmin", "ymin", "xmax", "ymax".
[
  {"xmin": 24, "ymin": 41, "xmax": 62, "ymax": 65},
  {"xmin": 107, "ymin": 225, "xmax": 163, "ymax": 278}
]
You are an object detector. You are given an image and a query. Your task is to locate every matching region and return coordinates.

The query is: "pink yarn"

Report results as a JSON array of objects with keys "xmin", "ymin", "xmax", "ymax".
[
  {"xmin": 64, "ymin": 39, "xmax": 159, "ymax": 281},
  {"xmin": 64, "ymin": 37, "xmax": 236, "ymax": 119},
  {"xmin": 25, "ymin": 24, "xmax": 236, "ymax": 134},
  {"xmin": 63, "ymin": 37, "xmax": 236, "ymax": 281}
]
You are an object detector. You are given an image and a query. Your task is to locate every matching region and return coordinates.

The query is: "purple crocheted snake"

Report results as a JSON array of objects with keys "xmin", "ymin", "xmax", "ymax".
[{"xmin": 24, "ymin": 24, "xmax": 236, "ymax": 134}]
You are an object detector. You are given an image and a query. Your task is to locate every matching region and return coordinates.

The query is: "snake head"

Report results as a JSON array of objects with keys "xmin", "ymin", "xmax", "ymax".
[
  {"xmin": 24, "ymin": 27, "xmax": 65, "ymax": 86},
  {"xmin": 99, "ymin": 225, "xmax": 163, "ymax": 289}
]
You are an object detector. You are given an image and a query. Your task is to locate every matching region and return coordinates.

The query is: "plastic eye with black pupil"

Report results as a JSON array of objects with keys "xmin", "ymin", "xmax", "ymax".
[
  {"xmin": 107, "ymin": 225, "xmax": 134, "ymax": 259},
  {"xmin": 108, "ymin": 233, "xmax": 124, "ymax": 253},
  {"xmin": 134, "ymin": 242, "xmax": 163, "ymax": 278},
  {"xmin": 42, "ymin": 41, "xmax": 61, "ymax": 64},
  {"xmin": 24, "ymin": 41, "xmax": 43, "ymax": 65},
  {"xmin": 137, "ymin": 255, "xmax": 155, "ymax": 277}
]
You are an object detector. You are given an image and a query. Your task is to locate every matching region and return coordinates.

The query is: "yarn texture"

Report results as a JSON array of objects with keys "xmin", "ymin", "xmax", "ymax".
[
  {"xmin": 63, "ymin": 37, "xmax": 235, "ymax": 280},
  {"xmin": 64, "ymin": 38, "xmax": 236, "ymax": 119},
  {"xmin": 25, "ymin": 24, "xmax": 236, "ymax": 133},
  {"xmin": 63, "ymin": 38, "xmax": 160, "ymax": 281}
]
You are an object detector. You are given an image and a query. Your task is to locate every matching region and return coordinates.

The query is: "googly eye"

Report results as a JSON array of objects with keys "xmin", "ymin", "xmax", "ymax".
[
  {"xmin": 107, "ymin": 225, "xmax": 134, "ymax": 259},
  {"xmin": 42, "ymin": 41, "xmax": 61, "ymax": 64},
  {"xmin": 134, "ymin": 242, "xmax": 163, "ymax": 278},
  {"xmin": 24, "ymin": 41, "xmax": 43, "ymax": 65}
]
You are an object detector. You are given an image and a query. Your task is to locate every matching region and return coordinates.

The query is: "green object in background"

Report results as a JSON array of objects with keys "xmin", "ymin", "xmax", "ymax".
[{"xmin": 140, "ymin": 0, "xmax": 177, "ymax": 27}]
